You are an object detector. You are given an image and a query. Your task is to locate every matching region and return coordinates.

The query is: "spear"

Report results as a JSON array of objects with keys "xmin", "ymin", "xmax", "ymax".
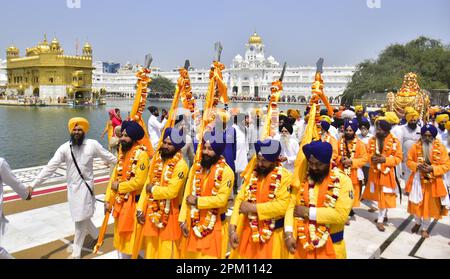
[
  {"xmin": 93, "ymin": 53, "xmax": 154, "ymax": 255},
  {"xmin": 179, "ymin": 42, "xmax": 228, "ymax": 258},
  {"xmin": 229, "ymin": 62, "xmax": 286, "ymax": 259},
  {"xmin": 130, "ymin": 59, "xmax": 191, "ymax": 259}
]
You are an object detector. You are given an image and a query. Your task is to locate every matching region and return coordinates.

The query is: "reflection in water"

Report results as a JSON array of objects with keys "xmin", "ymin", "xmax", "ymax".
[{"xmin": 0, "ymin": 99, "xmax": 305, "ymax": 169}]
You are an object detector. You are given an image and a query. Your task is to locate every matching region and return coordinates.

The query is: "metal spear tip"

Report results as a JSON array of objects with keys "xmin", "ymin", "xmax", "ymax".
[
  {"xmin": 316, "ymin": 57, "xmax": 324, "ymax": 73},
  {"xmin": 184, "ymin": 59, "xmax": 190, "ymax": 70},
  {"xmin": 144, "ymin": 53, "xmax": 153, "ymax": 69},
  {"xmin": 279, "ymin": 62, "xmax": 287, "ymax": 81},
  {"xmin": 214, "ymin": 41, "xmax": 223, "ymax": 62}
]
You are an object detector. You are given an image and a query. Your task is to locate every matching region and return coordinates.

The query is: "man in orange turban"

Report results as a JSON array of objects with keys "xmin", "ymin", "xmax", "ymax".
[
  {"xmin": 31, "ymin": 117, "xmax": 117, "ymax": 259},
  {"xmin": 397, "ymin": 108, "xmax": 422, "ymax": 180}
]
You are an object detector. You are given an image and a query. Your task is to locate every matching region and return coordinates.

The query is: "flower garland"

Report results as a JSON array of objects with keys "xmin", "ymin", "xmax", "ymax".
[
  {"xmin": 147, "ymin": 151, "xmax": 183, "ymax": 229},
  {"xmin": 190, "ymin": 156, "xmax": 227, "ymax": 238},
  {"xmin": 115, "ymin": 144, "xmax": 147, "ymax": 204},
  {"xmin": 295, "ymin": 164, "xmax": 341, "ymax": 250},
  {"xmin": 339, "ymin": 138, "xmax": 357, "ymax": 176},
  {"xmin": 416, "ymin": 140, "xmax": 441, "ymax": 183},
  {"xmin": 245, "ymin": 164, "xmax": 283, "ymax": 243},
  {"xmin": 369, "ymin": 136, "xmax": 396, "ymax": 174}
]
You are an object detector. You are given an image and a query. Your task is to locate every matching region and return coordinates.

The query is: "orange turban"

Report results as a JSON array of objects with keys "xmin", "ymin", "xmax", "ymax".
[
  {"xmin": 436, "ymin": 114, "xmax": 449, "ymax": 124},
  {"xmin": 404, "ymin": 107, "xmax": 419, "ymax": 122},
  {"xmin": 288, "ymin": 109, "xmax": 300, "ymax": 119},
  {"xmin": 376, "ymin": 112, "xmax": 400, "ymax": 125},
  {"xmin": 68, "ymin": 117, "xmax": 90, "ymax": 133}
]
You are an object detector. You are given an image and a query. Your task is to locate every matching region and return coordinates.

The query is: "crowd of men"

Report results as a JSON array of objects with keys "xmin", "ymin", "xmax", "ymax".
[{"xmin": 0, "ymin": 103, "xmax": 449, "ymax": 259}]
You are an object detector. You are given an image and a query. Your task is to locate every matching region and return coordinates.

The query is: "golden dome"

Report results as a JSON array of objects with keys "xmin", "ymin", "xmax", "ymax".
[
  {"xmin": 7, "ymin": 44, "xmax": 18, "ymax": 52},
  {"xmin": 51, "ymin": 37, "xmax": 60, "ymax": 45},
  {"xmin": 248, "ymin": 32, "xmax": 262, "ymax": 44},
  {"xmin": 83, "ymin": 42, "xmax": 92, "ymax": 49}
]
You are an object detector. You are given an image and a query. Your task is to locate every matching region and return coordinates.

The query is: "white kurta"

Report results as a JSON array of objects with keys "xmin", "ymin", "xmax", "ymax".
[
  {"xmin": 280, "ymin": 136, "xmax": 299, "ymax": 174},
  {"xmin": 0, "ymin": 158, "xmax": 29, "ymax": 240},
  {"xmin": 147, "ymin": 115, "xmax": 167, "ymax": 148},
  {"xmin": 233, "ymin": 124, "xmax": 249, "ymax": 173},
  {"xmin": 31, "ymin": 139, "xmax": 117, "ymax": 222},
  {"xmin": 397, "ymin": 124, "xmax": 421, "ymax": 180}
]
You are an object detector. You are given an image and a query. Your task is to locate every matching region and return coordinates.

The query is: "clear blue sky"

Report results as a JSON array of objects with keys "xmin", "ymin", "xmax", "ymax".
[{"xmin": 1, "ymin": 0, "xmax": 449, "ymax": 70}]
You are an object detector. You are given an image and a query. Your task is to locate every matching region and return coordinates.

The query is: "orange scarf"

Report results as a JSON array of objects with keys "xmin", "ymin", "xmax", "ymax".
[
  {"xmin": 295, "ymin": 177, "xmax": 336, "ymax": 259},
  {"xmin": 186, "ymin": 164, "xmax": 223, "ymax": 258},
  {"xmin": 238, "ymin": 175, "xmax": 276, "ymax": 259}
]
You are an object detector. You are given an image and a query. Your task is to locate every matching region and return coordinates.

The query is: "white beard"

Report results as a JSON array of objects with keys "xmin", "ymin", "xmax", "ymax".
[{"xmin": 422, "ymin": 141, "xmax": 432, "ymax": 164}]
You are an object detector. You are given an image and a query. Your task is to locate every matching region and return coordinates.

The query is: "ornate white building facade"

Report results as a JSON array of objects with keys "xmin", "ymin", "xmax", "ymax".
[
  {"xmin": 92, "ymin": 32, "xmax": 355, "ymax": 103},
  {"xmin": 0, "ymin": 59, "xmax": 7, "ymax": 87},
  {"xmin": 227, "ymin": 32, "xmax": 355, "ymax": 103}
]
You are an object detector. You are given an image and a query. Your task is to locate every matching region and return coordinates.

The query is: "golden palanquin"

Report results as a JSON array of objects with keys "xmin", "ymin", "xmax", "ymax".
[{"xmin": 386, "ymin": 72, "xmax": 430, "ymax": 121}]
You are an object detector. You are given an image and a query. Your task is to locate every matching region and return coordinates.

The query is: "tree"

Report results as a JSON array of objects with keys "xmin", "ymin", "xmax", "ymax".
[
  {"xmin": 148, "ymin": 75, "xmax": 176, "ymax": 96},
  {"xmin": 341, "ymin": 36, "xmax": 450, "ymax": 105}
]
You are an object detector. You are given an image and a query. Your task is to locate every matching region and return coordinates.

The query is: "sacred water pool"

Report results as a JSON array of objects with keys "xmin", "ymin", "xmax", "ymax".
[{"xmin": 0, "ymin": 99, "xmax": 306, "ymax": 169}]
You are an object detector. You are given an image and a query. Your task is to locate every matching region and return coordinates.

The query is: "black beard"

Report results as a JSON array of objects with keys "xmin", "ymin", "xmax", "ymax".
[
  {"xmin": 160, "ymin": 148, "xmax": 177, "ymax": 160},
  {"xmin": 200, "ymin": 154, "xmax": 220, "ymax": 169},
  {"xmin": 407, "ymin": 122, "xmax": 417, "ymax": 130},
  {"xmin": 70, "ymin": 133, "xmax": 85, "ymax": 146},
  {"xmin": 308, "ymin": 167, "xmax": 330, "ymax": 183},
  {"xmin": 438, "ymin": 124, "xmax": 445, "ymax": 131},
  {"xmin": 255, "ymin": 165, "xmax": 275, "ymax": 177},
  {"xmin": 120, "ymin": 140, "xmax": 134, "ymax": 153},
  {"xmin": 344, "ymin": 134, "xmax": 355, "ymax": 141}
]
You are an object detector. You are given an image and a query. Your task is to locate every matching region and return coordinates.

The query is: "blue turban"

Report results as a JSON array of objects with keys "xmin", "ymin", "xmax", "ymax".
[
  {"xmin": 203, "ymin": 128, "xmax": 226, "ymax": 156},
  {"xmin": 121, "ymin": 121, "xmax": 145, "ymax": 141},
  {"xmin": 320, "ymin": 121, "xmax": 330, "ymax": 132},
  {"xmin": 255, "ymin": 139, "xmax": 281, "ymax": 162},
  {"xmin": 421, "ymin": 124, "xmax": 438, "ymax": 138},
  {"xmin": 302, "ymin": 140, "xmax": 333, "ymax": 164},
  {"xmin": 359, "ymin": 117, "xmax": 370, "ymax": 129},
  {"xmin": 344, "ymin": 119, "xmax": 359, "ymax": 132},
  {"xmin": 377, "ymin": 120, "xmax": 392, "ymax": 132},
  {"xmin": 162, "ymin": 127, "xmax": 185, "ymax": 151}
]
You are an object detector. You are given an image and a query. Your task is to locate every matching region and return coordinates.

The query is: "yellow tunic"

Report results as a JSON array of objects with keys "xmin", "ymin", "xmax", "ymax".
[
  {"xmin": 229, "ymin": 168, "xmax": 292, "ymax": 259},
  {"xmin": 178, "ymin": 163, "xmax": 235, "ymax": 259},
  {"xmin": 105, "ymin": 150, "xmax": 149, "ymax": 255},
  {"xmin": 285, "ymin": 171, "xmax": 353, "ymax": 259},
  {"xmin": 136, "ymin": 158, "xmax": 189, "ymax": 259}
]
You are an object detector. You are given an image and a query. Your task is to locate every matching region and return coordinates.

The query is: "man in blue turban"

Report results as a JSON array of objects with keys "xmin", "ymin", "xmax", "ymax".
[
  {"xmin": 405, "ymin": 123, "xmax": 450, "ymax": 239},
  {"xmin": 229, "ymin": 138, "xmax": 293, "ymax": 259},
  {"xmin": 284, "ymin": 140, "xmax": 354, "ymax": 259},
  {"xmin": 120, "ymin": 120, "xmax": 145, "ymax": 152},
  {"xmin": 137, "ymin": 126, "xmax": 189, "ymax": 259},
  {"xmin": 179, "ymin": 129, "xmax": 235, "ymax": 259}
]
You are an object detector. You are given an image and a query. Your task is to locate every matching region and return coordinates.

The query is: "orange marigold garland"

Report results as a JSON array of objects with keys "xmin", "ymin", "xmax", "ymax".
[
  {"xmin": 190, "ymin": 156, "xmax": 227, "ymax": 238},
  {"xmin": 295, "ymin": 164, "xmax": 341, "ymax": 250},
  {"xmin": 339, "ymin": 137, "xmax": 357, "ymax": 176},
  {"xmin": 369, "ymin": 135, "xmax": 397, "ymax": 174},
  {"xmin": 114, "ymin": 144, "xmax": 147, "ymax": 216},
  {"xmin": 147, "ymin": 151, "xmax": 183, "ymax": 229},
  {"xmin": 416, "ymin": 139, "xmax": 442, "ymax": 183},
  {"xmin": 245, "ymin": 164, "xmax": 283, "ymax": 243}
]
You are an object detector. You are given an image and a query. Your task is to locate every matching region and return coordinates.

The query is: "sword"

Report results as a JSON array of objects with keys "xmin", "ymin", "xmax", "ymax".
[
  {"xmin": 279, "ymin": 62, "xmax": 287, "ymax": 82},
  {"xmin": 144, "ymin": 53, "xmax": 153, "ymax": 69},
  {"xmin": 184, "ymin": 59, "xmax": 190, "ymax": 70},
  {"xmin": 214, "ymin": 41, "xmax": 223, "ymax": 62},
  {"xmin": 316, "ymin": 57, "xmax": 324, "ymax": 74}
]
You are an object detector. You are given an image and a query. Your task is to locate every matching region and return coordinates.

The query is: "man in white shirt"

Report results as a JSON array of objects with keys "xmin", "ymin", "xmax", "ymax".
[
  {"xmin": 0, "ymin": 158, "xmax": 33, "ymax": 259},
  {"xmin": 396, "ymin": 108, "xmax": 422, "ymax": 180},
  {"xmin": 279, "ymin": 123, "xmax": 299, "ymax": 174},
  {"xmin": 232, "ymin": 114, "xmax": 249, "ymax": 195},
  {"xmin": 147, "ymin": 106, "xmax": 168, "ymax": 149},
  {"xmin": 31, "ymin": 117, "xmax": 117, "ymax": 259},
  {"xmin": 435, "ymin": 113, "xmax": 449, "ymax": 143}
]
